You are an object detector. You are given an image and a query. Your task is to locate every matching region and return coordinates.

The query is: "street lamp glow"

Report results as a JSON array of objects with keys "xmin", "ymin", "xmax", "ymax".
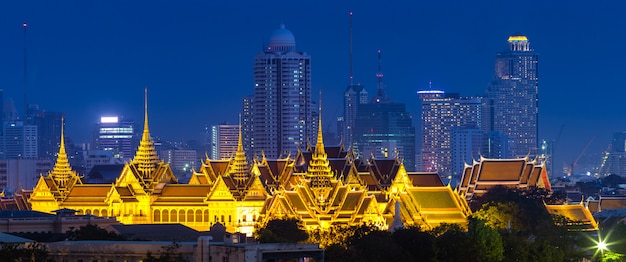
[{"xmin": 597, "ymin": 241, "xmax": 607, "ymax": 251}]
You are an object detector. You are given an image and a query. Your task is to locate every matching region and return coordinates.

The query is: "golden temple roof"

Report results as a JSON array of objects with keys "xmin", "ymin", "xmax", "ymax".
[
  {"xmin": 46, "ymin": 117, "xmax": 82, "ymax": 198},
  {"xmin": 545, "ymin": 203, "xmax": 598, "ymax": 231},
  {"xmin": 131, "ymin": 88, "xmax": 161, "ymax": 178}
]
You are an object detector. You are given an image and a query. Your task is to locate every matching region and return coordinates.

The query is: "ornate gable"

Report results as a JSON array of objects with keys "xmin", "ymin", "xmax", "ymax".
[{"xmin": 207, "ymin": 176, "xmax": 236, "ymax": 201}]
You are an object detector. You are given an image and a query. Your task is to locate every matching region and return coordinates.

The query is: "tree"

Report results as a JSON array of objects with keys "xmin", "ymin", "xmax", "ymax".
[
  {"xmin": 431, "ymin": 223, "xmax": 471, "ymax": 262},
  {"xmin": 255, "ymin": 218, "xmax": 308, "ymax": 243},
  {"xmin": 0, "ymin": 242, "xmax": 48, "ymax": 262},
  {"xmin": 66, "ymin": 223, "xmax": 126, "ymax": 241},
  {"xmin": 143, "ymin": 242, "xmax": 189, "ymax": 262},
  {"xmin": 467, "ymin": 217, "xmax": 504, "ymax": 262},
  {"xmin": 392, "ymin": 226, "xmax": 435, "ymax": 261},
  {"xmin": 346, "ymin": 228, "xmax": 412, "ymax": 262}
]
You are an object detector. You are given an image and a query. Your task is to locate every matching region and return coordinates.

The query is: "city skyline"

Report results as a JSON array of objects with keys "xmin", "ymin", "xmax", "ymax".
[{"xmin": 1, "ymin": 1, "xmax": 625, "ymax": 174}]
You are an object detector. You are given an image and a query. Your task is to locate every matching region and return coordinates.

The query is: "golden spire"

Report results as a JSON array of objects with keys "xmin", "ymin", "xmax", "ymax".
[
  {"xmin": 307, "ymin": 91, "xmax": 333, "ymax": 190},
  {"xmin": 132, "ymin": 88, "xmax": 160, "ymax": 178},
  {"xmin": 230, "ymin": 114, "xmax": 249, "ymax": 185},
  {"xmin": 50, "ymin": 117, "xmax": 80, "ymax": 190}
]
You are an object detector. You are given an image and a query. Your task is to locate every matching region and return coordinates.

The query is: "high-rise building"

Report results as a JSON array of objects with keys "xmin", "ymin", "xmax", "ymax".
[
  {"xmin": 251, "ymin": 24, "xmax": 312, "ymax": 159},
  {"xmin": 0, "ymin": 121, "xmax": 38, "ymax": 159},
  {"xmin": 485, "ymin": 34, "xmax": 539, "ymax": 158},
  {"xmin": 241, "ymin": 96, "xmax": 254, "ymax": 158},
  {"xmin": 342, "ymin": 84, "xmax": 368, "ymax": 148},
  {"xmin": 31, "ymin": 110, "xmax": 64, "ymax": 159},
  {"xmin": 92, "ymin": 116, "xmax": 135, "ymax": 160},
  {"xmin": 602, "ymin": 131, "xmax": 626, "ymax": 178},
  {"xmin": 210, "ymin": 124, "xmax": 239, "ymax": 160},
  {"xmin": 418, "ymin": 90, "xmax": 482, "ymax": 176},
  {"xmin": 353, "ymin": 50, "xmax": 415, "ymax": 170}
]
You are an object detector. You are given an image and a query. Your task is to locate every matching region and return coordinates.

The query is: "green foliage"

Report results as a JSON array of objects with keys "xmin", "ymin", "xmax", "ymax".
[
  {"xmin": 308, "ymin": 223, "xmax": 357, "ymax": 248},
  {"xmin": 66, "ymin": 223, "xmax": 126, "ymax": 241},
  {"xmin": 143, "ymin": 242, "xmax": 189, "ymax": 262},
  {"xmin": 468, "ymin": 217, "xmax": 504, "ymax": 262},
  {"xmin": 0, "ymin": 242, "xmax": 48, "ymax": 262},
  {"xmin": 254, "ymin": 218, "xmax": 308, "ymax": 243},
  {"xmin": 391, "ymin": 226, "xmax": 435, "ymax": 262},
  {"xmin": 431, "ymin": 223, "xmax": 472, "ymax": 262}
]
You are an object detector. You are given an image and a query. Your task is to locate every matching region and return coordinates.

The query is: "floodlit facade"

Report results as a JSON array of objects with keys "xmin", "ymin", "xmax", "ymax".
[
  {"xmin": 485, "ymin": 34, "xmax": 539, "ymax": 158},
  {"xmin": 28, "ymin": 92, "xmax": 472, "ymax": 234}
]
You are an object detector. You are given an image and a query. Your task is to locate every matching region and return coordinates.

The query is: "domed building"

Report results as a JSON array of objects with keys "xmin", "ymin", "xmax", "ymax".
[
  {"xmin": 267, "ymin": 23, "xmax": 296, "ymax": 53},
  {"xmin": 247, "ymin": 24, "xmax": 313, "ymax": 160}
]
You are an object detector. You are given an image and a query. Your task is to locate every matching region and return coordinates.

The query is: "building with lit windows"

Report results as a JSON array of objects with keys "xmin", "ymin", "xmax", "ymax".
[
  {"xmin": 250, "ymin": 24, "xmax": 312, "ymax": 159},
  {"xmin": 210, "ymin": 124, "xmax": 239, "ymax": 160},
  {"xmin": 352, "ymin": 51, "xmax": 415, "ymax": 170},
  {"xmin": 0, "ymin": 121, "xmax": 38, "ymax": 159},
  {"xmin": 93, "ymin": 116, "xmax": 135, "ymax": 160},
  {"xmin": 418, "ymin": 90, "xmax": 482, "ymax": 176},
  {"xmin": 484, "ymin": 34, "xmax": 539, "ymax": 158}
]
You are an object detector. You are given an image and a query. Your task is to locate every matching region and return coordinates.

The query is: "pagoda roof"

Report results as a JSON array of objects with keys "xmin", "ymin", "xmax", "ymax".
[
  {"xmin": 407, "ymin": 172, "xmax": 444, "ymax": 187},
  {"xmin": 63, "ymin": 185, "xmax": 110, "ymax": 204},
  {"xmin": 545, "ymin": 203, "xmax": 598, "ymax": 231}
]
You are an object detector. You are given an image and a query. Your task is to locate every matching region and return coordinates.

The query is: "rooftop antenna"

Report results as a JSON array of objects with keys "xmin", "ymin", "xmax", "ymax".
[
  {"xmin": 376, "ymin": 49, "xmax": 384, "ymax": 93},
  {"xmin": 23, "ymin": 22, "xmax": 28, "ymax": 119},
  {"xmin": 349, "ymin": 11, "xmax": 353, "ymax": 86}
]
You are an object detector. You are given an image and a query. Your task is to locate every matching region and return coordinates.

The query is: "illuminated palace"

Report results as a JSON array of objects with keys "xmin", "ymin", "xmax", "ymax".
[{"xmin": 30, "ymin": 91, "xmax": 580, "ymax": 235}]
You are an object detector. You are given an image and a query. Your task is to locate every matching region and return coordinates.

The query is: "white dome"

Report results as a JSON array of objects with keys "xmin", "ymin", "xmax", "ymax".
[{"xmin": 268, "ymin": 24, "xmax": 296, "ymax": 52}]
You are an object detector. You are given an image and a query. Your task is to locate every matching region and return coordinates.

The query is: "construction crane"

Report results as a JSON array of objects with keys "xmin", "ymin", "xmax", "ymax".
[{"xmin": 567, "ymin": 136, "xmax": 595, "ymax": 176}]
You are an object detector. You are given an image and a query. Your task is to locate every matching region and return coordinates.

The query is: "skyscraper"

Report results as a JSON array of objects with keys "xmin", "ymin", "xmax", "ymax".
[
  {"xmin": 353, "ymin": 50, "xmax": 415, "ymax": 170},
  {"xmin": 418, "ymin": 90, "xmax": 482, "ymax": 176},
  {"xmin": 92, "ymin": 116, "xmax": 135, "ymax": 160},
  {"xmin": 0, "ymin": 121, "xmax": 38, "ymax": 159},
  {"xmin": 210, "ymin": 124, "xmax": 239, "ymax": 160},
  {"xmin": 251, "ymin": 24, "xmax": 312, "ymax": 158},
  {"xmin": 485, "ymin": 34, "xmax": 539, "ymax": 158}
]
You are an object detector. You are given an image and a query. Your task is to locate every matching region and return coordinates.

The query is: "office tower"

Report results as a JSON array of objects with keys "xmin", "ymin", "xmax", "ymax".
[
  {"xmin": 162, "ymin": 149, "xmax": 197, "ymax": 179},
  {"xmin": 343, "ymin": 84, "xmax": 368, "ymax": 148},
  {"xmin": 241, "ymin": 96, "xmax": 254, "ymax": 158},
  {"xmin": 451, "ymin": 128, "xmax": 483, "ymax": 179},
  {"xmin": 0, "ymin": 121, "xmax": 38, "ymax": 159},
  {"xmin": 252, "ymin": 24, "xmax": 312, "ymax": 158},
  {"xmin": 482, "ymin": 131, "xmax": 508, "ymax": 159},
  {"xmin": 92, "ymin": 116, "xmax": 135, "ymax": 160},
  {"xmin": 340, "ymin": 12, "xmax": 368, "ymax": 149},
  {"xmin": 602, "ymin": 131, "xmax": 626, "ymax": 178},
  {"xmin": 31, "ymin": 110, "xmax": 64, "ymax": 159},
  {"xmin": 353, "ymin": 50, "xmax": 415, "ymax": 170},
  {"xmin": 485, "ymin": 34, "xmax": 539, "ymax": 158},
  {"xmin": 418, "ymin": 90, "xmax": 482, "ymax": 176},
  {"xmin": 210, "ymin": 124, "xmax": 239, "ymax": 160}
]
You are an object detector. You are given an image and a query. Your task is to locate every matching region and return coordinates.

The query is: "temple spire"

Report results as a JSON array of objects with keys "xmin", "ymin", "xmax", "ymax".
[
  {"xmin": 307, "ymin": 91, "xmax": 334, "ymax": 207},
  {"xmin": 315, "ymin": 91, "xmax": 325, "ymax": 156},
  {"xmin": 50, "ymin": 117, "xmax": 80, "ymax": 190},
  {"xmin": 132, "ymin": 88, "xmax": 160, "ymax": 177},
  {"xmin": 231, "ymin": 114, "xmax": 249, "ymax": 185}
]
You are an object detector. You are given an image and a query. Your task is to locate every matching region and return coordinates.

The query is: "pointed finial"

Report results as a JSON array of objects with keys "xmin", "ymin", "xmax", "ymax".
[
  {"xmin": 60, "ymin": 116, "xmax": 66, "ymax": 155},
  {"xmin": 238, "ymin": 114, "xmax": 244, "ymax": 153},
  {"xmin": 143, "ymin": 87, "xmax": 149, "ymax": 140},
  {"xmin": 316, "ymin": 90, "xmax": 324, "ymax": 149}
]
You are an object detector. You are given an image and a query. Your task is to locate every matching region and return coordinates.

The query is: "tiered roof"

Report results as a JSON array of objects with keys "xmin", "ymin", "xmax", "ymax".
[{"xmin": 458, "ymin": 157, "xmax": 551, "ymax": 199}]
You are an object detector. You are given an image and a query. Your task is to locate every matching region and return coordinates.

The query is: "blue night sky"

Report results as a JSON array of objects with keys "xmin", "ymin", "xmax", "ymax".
[{"xmin": 1, "ymin": 1, "xmax": 625, "ymax": 174}]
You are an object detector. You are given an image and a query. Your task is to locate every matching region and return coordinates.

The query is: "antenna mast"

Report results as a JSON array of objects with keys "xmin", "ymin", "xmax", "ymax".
[
  {"xmin": 349, "ymin": 12, "xmax": 353, "ymax": 86},
  {"xmin": 23, "ymin": 22, "xmax": 28, "ymax": 119},
  {"xmin": 376, "ymin": 50, "xmax": 383, "ymax": 91}
]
